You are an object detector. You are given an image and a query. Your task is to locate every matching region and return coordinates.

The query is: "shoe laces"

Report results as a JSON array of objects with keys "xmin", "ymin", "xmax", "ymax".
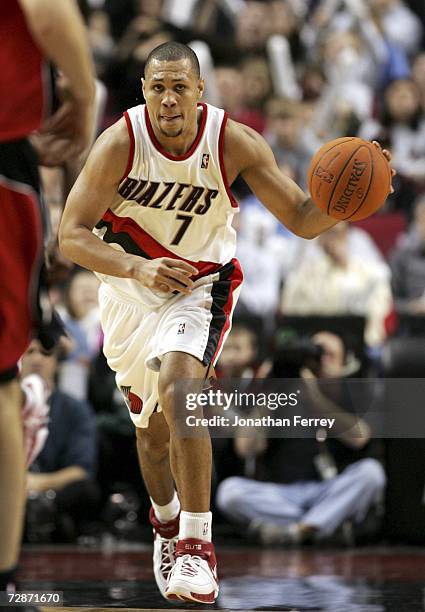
[
  {"xmin": 178, "ymin": 554, "xmax": 206, "ymax": 577},
  {"xmin": 159, "ymin": 535, "xmax": 177, "ymax": 578}
]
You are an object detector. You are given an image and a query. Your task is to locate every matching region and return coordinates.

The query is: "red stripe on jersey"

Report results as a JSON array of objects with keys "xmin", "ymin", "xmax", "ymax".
[
  {"xmin": 218, "ymin": 112, "xmax": 238, "ymax": 209},
  {"xmin": 144, "ymin": 103, "xmax": 208, "ymax": 161},
  {"xmin": 212, "ymin": 258, "xmax": 243, "ymax": 364},
  {"xmin": 102, "ymin": 209, "xmax": 222, "ymax": 279},
  {"xmin": 122, "ymin": 111, "xmax": 135, "ymax": 180}
]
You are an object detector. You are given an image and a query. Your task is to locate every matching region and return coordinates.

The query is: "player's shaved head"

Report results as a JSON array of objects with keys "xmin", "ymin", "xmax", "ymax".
[{"xmin": 145, "ymin": 42, "xmax": 200, "ymax": 78}]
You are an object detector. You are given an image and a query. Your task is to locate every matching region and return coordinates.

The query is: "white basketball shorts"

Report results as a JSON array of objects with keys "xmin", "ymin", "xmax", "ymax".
[{"xmin": 98, "ymin": 258, "xmax": 243, "ymax": 428}]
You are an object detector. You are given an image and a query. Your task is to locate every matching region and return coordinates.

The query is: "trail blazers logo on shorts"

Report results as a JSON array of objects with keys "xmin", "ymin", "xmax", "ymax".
[
  {"xmin": 120, "ymin": 385, "xmax": 143, "ymax": 414},
  {"xmin": 177, "ymin": 322, "xmax": 186, "ymax": 335},
  {"xmin": 201, "ymin": 153, "xmax": 209, "ymax": 169}
]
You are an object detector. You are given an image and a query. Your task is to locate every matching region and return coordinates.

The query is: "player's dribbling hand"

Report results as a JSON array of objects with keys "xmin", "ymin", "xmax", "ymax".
[
  {"xmin": 133, "ymin": 257, "xmax": 198, "ymax": 295},
  {"xmin": 372, "ymin": 141, "xmax": 396, "ymax": 193}
]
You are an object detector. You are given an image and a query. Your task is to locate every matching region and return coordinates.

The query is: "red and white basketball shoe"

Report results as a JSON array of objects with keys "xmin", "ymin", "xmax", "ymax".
[
  {"xmin": 165, "ymin": 538, "xmax": 219, "ymax": 604},
  {"xmin": 149, "ymin": 507, "xmax": 179, "ymax": 599}
]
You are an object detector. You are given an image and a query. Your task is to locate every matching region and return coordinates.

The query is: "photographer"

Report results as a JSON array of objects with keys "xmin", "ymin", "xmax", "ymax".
[{"xmin": 216, "ymin": 331, "xmax": 386, "ymax": 545}]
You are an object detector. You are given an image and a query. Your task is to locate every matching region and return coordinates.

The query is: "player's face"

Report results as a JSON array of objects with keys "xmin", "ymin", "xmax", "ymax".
[{"xmin": 142, "ymin": 58, "xmax": 204, "ymax": 138}]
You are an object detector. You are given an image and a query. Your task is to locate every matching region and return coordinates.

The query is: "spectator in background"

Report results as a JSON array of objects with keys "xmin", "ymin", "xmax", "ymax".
[
  {"xmin": 58, "ymin": 269, "xmax": 101, "ymax": 400},
  {"xmin": 281, "ymin": 223, "xmax": 393, "ymax": 348},
  {"xmin": 215, "ymin": 64, "xmax": 267, "ymax": 134},
  {"xmin": 87, "ymin": 9, "xmax": 116, "ymax": 78},
  {"xmin": 307, "ymin": 31, "xmax": 374, "ymax": 144},
  {"xmin": 411, "ymin": 51, "xmax": 425, "ymax": 110},
  {"xmin": 216, "ymin": 331, "xmax": 386, "ymax": 546},
  {"xmin": 359, "ymin": 78, "xmax": 425, "ymax": 213},
  {"xmin": 265, "ymin": 98, "xmax": 312, "ymax": 189},
  {"xmin": 216, "ymin": 324, "xmax": 259, "ymax": 380},
  {"xmin": 390, "ymin": 195, "xmax": 425, "ymax": 314},
  {"xmin": 21, "ymin": 340, "xmax": 99, "ymax": 543},
  {"xmin": 236, "ymin": 208, "xmax": 285, "ymax": 326},
  {"xmin": 369, "ymin": 0, "xmax": 423, "ymax": 57},
  {"xmin": 234, "ymin": 1, "xmax": 272, "ymax": 54},
  {"xmin": 238, "ymin": 56, "xmax": 272, "ymax": 133}
]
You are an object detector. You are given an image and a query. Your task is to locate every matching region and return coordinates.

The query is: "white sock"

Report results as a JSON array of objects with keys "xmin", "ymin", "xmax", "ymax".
[
  {"xmin": 150, "ymin": 491, "xmax": 180, "ymax": 523},
  {"xmin": 179, "ymin": 510, "xmax": 212, "ymax": 542}
]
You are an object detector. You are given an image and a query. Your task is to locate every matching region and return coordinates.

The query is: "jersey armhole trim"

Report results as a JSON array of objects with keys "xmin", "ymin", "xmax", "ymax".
[
  {"xmin": 121, "ymin": 110, "xmax": 135, "ymax": 181},
  {"xmin": 218, "ymin": 112, "xmax": 238, "ymax": 209}
]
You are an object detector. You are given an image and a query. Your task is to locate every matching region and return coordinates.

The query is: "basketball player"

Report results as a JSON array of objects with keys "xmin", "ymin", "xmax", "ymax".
[
  {"xmin": 0, "ymin": 0, "xmax": 95, "ymax": 595},
  {"xmin": 59, "ymin": 42, "xmax": 392, "ymax": 603}
]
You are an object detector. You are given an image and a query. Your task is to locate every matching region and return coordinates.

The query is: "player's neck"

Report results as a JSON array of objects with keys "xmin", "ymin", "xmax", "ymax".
[{"xmin": 151, "ymin": 107, "xmax": 202, "ymax": 157}]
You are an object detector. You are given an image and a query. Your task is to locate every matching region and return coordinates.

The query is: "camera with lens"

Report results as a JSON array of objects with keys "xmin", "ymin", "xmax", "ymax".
[{"xmin": 270, "ymin": 332, "xmax": 324, "ymax": 378}]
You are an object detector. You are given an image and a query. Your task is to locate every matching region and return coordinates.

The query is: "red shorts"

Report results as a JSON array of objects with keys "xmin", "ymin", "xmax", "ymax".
[{"xmin": 0, "ymin": 139, "xmax": 43, "ymax": 382}]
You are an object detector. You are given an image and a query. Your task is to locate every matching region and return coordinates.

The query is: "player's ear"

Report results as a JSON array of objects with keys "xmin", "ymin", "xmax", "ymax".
[
  {"xmin": 197, "ymin": 78, "xmax": 205, "ymax": 100},
  {"xmin": 141, "ymin": 77, "xmax": 145, "ymax": 96}
]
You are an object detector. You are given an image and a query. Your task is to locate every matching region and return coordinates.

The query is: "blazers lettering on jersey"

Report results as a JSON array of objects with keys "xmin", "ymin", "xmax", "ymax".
[{"xmin": 118, "ymin": 177, "xmax": 218, "ymax": 216}]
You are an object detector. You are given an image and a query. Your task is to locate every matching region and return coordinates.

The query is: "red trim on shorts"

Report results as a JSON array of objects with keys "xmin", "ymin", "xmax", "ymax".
[
  {"xmin": 0, "ymin": 180, "xmax": 43, "ymax": 373},
  {"xmin": 122, "ymin": 111, "xmax": 135, "ymax": 180},
  {"xmin": 144, "ymin": 103, "xmax": 208, "ymax": 161},
  {"xmin": 102, "ymin": 209, "xmax": 222, "ymax": 280},
  {"xmin": 211, "ymin": 258, "xmax": 243, "ymax": 364},
  {"xmin": 218, "ymin": 112, "xmax": 238, "ymax": 209}
]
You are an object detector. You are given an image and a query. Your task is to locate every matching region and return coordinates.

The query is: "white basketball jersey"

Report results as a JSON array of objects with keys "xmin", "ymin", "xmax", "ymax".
[{"xmin": 93, "ymin": 102, "xmax": 239, "ymax": 302}]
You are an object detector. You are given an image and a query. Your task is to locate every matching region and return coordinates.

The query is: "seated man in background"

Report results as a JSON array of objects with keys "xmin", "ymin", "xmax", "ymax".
[
  {"xmin": 21, "ymin": 340, "xmax": 100, "ymax": 543},
  {"xmin": 281, "ymin": 222, "xmax": 392, "ymax": 349},
  {"xmin": 216, "ymin": 331, "xmax": 386, "ymax": 545},
  {"xmin": 390, "ymin": 195, "xmax": 425, "ymax": 315}
]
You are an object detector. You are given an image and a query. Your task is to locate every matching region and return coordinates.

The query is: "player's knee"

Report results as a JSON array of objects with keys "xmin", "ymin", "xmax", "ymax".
[
  {"xmin": 136, "ymin": 427, "xmax": 169, "ymax": 463},
  {"xmin": 157, "ymin": 378, "xmax": 175, "ymax": 415}
]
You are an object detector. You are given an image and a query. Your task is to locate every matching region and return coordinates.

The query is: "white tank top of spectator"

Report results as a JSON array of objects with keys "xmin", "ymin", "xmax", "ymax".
[{"xmin": 93, "ymin": 102, "xmax": 239, "ymax": 305}]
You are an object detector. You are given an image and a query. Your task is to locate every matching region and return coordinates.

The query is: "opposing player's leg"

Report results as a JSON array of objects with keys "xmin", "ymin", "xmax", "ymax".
[
  {"xmin": 0, "ymin": 140, "xmax": 45, "ymax": 592},
  {"xmin": 0, "ymin": 380, "xmax": 25, "ymax": 589},
  {"xmin": 158, "ymin": 351, "xmax": 218, "ymax": 604},
  {"xmin": 136, "ymin": 412, "xmax": 180, "ymax": 598}
]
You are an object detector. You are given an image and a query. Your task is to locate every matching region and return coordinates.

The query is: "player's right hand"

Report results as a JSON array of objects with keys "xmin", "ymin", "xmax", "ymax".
[{"xmin": 133, "ymin": 257, "xmax": 198, "ymax": 295}]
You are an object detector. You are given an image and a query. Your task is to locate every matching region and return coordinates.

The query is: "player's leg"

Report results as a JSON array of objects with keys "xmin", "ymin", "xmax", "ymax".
[
  {"xmin": 136, "ymin": 411, "xmax": 174, "ymax": 504},
  {"xmin": 0, "ymin": 141, "xmax": 44, "ymax": 591},
  {"xmin": 97, "ymin": 286, "xmax": 181, "ymax": 599},
  {"xmin": 158, "ymin": 351, "xmax": 218, "ymax": 603},
  {"xmin": 159, "ymin": 351, "xmax": 211, "ymax": 512},
  {"xmin": 0, "ymin": 380, "xmax": 25, "ymax": 588},
  {"xmin": 136, "ymin": 411, "xmax": 180, "ymax": 598}
]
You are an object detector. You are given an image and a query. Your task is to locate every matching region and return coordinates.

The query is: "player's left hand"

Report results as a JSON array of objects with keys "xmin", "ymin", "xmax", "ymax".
[{"xmin": 372, "ymin": 141, "xmax": 396, "ymax": 193}]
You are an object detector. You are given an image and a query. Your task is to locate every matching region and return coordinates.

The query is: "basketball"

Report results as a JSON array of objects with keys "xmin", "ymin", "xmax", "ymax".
[{"xmin": 307, "ymin": 137, "xmax": 392, "ymax": 221}]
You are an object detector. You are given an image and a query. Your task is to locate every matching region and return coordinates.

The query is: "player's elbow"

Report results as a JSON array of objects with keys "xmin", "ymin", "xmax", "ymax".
[
  {"xmin": 58, "ymin": 221, "xmax": 77, "ymax": 261},
  {"xmin": 291, "ymin": 225, "xmax": 320, "ymax": 240}
]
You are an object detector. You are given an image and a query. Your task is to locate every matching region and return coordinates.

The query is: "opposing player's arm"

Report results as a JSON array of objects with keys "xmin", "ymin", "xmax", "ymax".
[
  {"xmin": 59, "ymin": 119, "xmax": 197, "ymax": 293},
  {"xmin": 19, "ymin": 0, "xmax": 95, "ymax": 106},
  {"xmin": 225, "ymin": 120, "xmax": 338, "ymax": 239},
  {"xmin": 19, "ymin": 0, "xmax": 96, "ymax": 159}
]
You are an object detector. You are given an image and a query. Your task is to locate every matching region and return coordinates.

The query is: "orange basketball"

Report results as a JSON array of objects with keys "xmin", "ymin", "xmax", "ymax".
[{"xmin": 307, "ymin": 137, "xmax": 392, "ymax": 221}]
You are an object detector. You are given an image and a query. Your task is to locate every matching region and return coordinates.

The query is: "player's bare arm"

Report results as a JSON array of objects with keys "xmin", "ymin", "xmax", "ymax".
[
  {"xmin": 59, "ymin": 119, "xmax": 197, "ymax": 294},
  {"xmin": 19, "ymin": 0, "xmax": 96, "ymax": 163},
  {"xmin": 224, "ymin": 119, "xmax": 339, "ymax": 239}
]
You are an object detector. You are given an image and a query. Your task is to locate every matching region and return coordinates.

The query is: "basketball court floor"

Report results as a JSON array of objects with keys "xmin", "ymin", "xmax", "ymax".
[{"xmin": 19, "ymin": 543, "xmax": 425, "ymax": 611}]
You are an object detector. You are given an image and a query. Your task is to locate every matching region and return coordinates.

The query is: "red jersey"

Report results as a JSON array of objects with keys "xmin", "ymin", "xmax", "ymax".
[{"xmin": 0, "ymin": 0, "xmax": 47, "ymax": 141}]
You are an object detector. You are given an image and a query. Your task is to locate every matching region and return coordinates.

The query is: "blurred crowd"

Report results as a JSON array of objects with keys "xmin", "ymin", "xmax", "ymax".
[{"xmin": 30, "ymin": 0, "xmax": 425, "ymax": 545}]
